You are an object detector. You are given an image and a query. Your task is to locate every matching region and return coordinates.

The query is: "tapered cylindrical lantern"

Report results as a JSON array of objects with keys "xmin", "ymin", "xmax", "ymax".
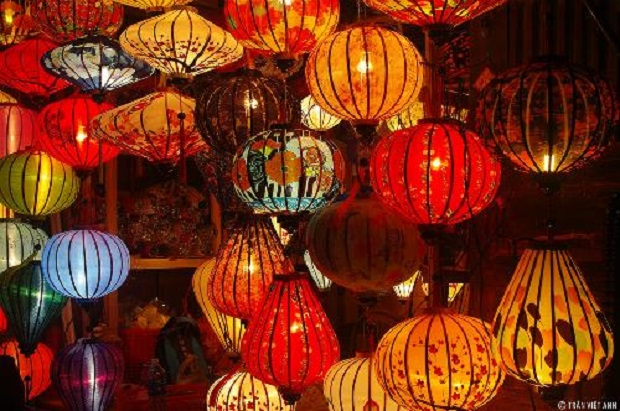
[
  {"xmin": 492, "ymin": 244, "xmax": 614, "ymax": 386},
  {"xmin": 0, "ymin": 0, "xmax": 35, "ymax": 46},
  {"xmin": 52, "ymin": 339, "xmax": 124, "ymax": 411},
  {"xmin": 306, "ymin": 195, "xmax": 422, "ymax": 293},
  {"xmin": 0, "ymin": 340, "xmax": 53, "ymax": 399},
  {"xmin": 207, "ymin": 371, "xmax": 292, "ymax": 411},
  {"xmin": 38, "ymin": 97, "xmax": 119, "ymax": 170},
  {"xmin": 371, "ymin": 119, "xmax": 501, "ymax": 225},
  {"xmin": 0, "ymin": 104, "xmax": 37, "ymax": 159},
  {"xmin": 242, "ymin": 273, "xmax": 340, "ymax": 403},
  {"xmin": 375, "ymin": 309, "xmax": 504, "ymax": 411},
  {"xmin": 91, "ymin": 90, "xmax": 206, "ymax": 163},
  {"xmin": 224, "ymin": 0, "xmax": 339, "ymax": 57},
  {"xmin": 301, "ymin": 95, "xmax": 341, "ymax": 132},
  {"xmin": 120, "ymin": 8, "xmax": 243, "ymax": 78},
  {"xmin": 306, "ymin": 26, "xmax": 423, "ymax": 124},
  {"xmin": 193, "ymin": 259, "xmax": 246, "ymax": 357},
  {"xmin": 0, "ymin": 151, "xmax": 80, "ymax": 216},
  {"xmin": 207, "ymin": 216, "xmax": 292, "ymax": 320},
  {"xmin": 304, "ymin": 249, "xmax": 331, "ymax": 292},
  {"xmin": 0, "ymin": 260, "xmax": 68, "ymax": 356},
  {"xmin": 0, "ymin": 220, "xmax": 48, "ymax": 272},
  {"xmin": 478, "ymin": 57, "xmax": 618, "ymax": 174},
  {"xmin": 232, "ymin": 127, "xmax": 345, "ymax": 214}
]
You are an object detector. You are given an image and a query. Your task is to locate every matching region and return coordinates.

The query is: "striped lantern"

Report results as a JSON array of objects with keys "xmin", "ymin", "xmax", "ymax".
[
  {"xmin": 303, "ymin": 249, "xmax": 331, "ymax": 292},
  {"xmin": 0, "ymin": 219, "xmax": 48, "ymax": 273},
  {"xmin": 300, "ymin": 95, "xmax": 341, "ymax": 132},
  {"xmin": 0, "ymin": 104, "xmax": 37, "ymax": 159},
  {"xmin": 0, "ymin": 339, "xmax": 53, "ymax": 400},
  {"xmin": 207, "ymin": 371, "xmax": 292, "ymax": 411},
  {"xmin": 392, "ymin": 271, "xmax": 420, "ymax": 301}
]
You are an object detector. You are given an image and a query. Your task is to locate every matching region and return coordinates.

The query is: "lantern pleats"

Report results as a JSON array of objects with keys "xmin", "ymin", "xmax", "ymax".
[
  {"xmin": 301, "ymin": 95, "xmax": 341, "ymax": 132},
  {"xmin": 0, "ymin": 220, "xmax": 48, "ymax": 273},
  {"xmin": 0, "ymin": 0, "xmax": 35, "ymax": 46},
  {"xmin": 492, "ymin": 245, "xmax": 615, "ymax": 386},
  {"xmin": 0, "ymin": 103, "xmax": 37, "ymax": 159},
  {"xmin": 0, "ymin": 340, "xmax": 53, "ymax": 399},
  {"xmin": 304, "ymin": 249, "xmax": 331, "ymax": 292},
  {"xmin": 393, "ymin": 271, "xmax": 420, "ymax": 300},
  {"xmin": 111, "ymin": 0, "xmax": 192, "ymax": 9},
  {"xmin": 207, "ymin": 371, "xmax": 292, "ymax": 411}
]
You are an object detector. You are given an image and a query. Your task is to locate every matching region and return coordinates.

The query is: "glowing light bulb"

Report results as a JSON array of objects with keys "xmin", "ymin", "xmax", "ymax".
[
  {"xmin": 290, "ymin": 321, "xmax": 302, "ymax": 333},
  {"xmin": 431, "ymin": 157, "xmax": 442, "ymax": 170},
  {"xmin": 75, "ymin": 124, "xmax": 88, "ymax": 143},
  {"xmin": 356, "ymin": 54, "xmax": 373, "ymax": 74},
  {"xmin": 4, "ymin": 11, "xmax": 13, "ymax": 25},
  {"xmin": 543, "ymin": 154, "xmax": 555, "ymax": 172}
]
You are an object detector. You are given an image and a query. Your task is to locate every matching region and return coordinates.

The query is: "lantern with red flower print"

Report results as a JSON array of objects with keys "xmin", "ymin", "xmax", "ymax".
[
  {"xmin": 38, "ymin": 96, "xmax": 119, "ymax": 170},
  {"xmin": 242, "ymin": 272, "xmax": 340, "ymax": 404},
  {"xmin": 0, "ymin": 103, "xmax": 37, "ymax": 159}
]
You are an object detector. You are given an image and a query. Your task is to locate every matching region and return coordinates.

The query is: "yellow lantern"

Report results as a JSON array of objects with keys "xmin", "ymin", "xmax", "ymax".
[
  {"xmin": 392, "ymin": 271, "xmax": 420, "ymax": 300},
  {"xmin": 0, "ymin": 151, "xmax": 79, "ymax": 216},
  {"xmin": 300, "ymin": 95, "xmax": 341, "ymax": 131},
  {"xmin": 119, "ymin": 8, "xmax": 243, "ymax": 78},
  {"xmin": 492, "ymin": 244, "xmax": 614, "ymax": 386},
  {"xmin": 207, "ymin": 371, "xmax": 292, "ymax": 411},
  {"xmin": 111, "ymin": 0, "xmax": 192, "ymax": 11}
]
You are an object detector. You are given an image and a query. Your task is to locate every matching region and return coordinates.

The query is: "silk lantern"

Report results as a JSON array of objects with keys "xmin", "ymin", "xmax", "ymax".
[
  {"xmin": 232, "ymin": 127, "xmax": 345, "ymax": 214},
  {"xmin": 301, "ymin": 95, "xmax": 341, "ymax": 132},
  {"xmin": 0, "ymin": 260, "xmax": 67, "ymax": 356},
  {"xmin": 0, "ymin": 339, "xmax": 53, "ymax": 399},
  {"xmin": 112, "ymin": 0, "xmax": 192, "ymax": 10},
  {"xmin": 91, "ymin": 90, "xmax": 206, "ymax": 163},
  {"xmin": 0, "ymin": 103, "xmax": 37, "ymax": 159},
  {"xmin": 304, "ymin": 249, "xmax": 332, "ymax": 292},
  {"xmin": 383, "ymin": 102, "xmax": 469, "ymax": 133},
  {"xmin": 52, "ymin": 339, "xmax": 124, "ymax": 411},
  {"xmin": 478, "ymin": 57, "xmax": 618, "ymax": 174},
  {"xmin": 393, "ymin": 271, "xmax": 421, "ymax": 300},
  {"xmin": 0, "ymin": 151, "xmax": 80, "ymax": 216},
  {"xmin": 119, "ymin": 8, "xmax": 243, "ymax": 79},
  {"xmin": 193, "ymin": 259, "xmax": 246, "ymax": 358},
  {"xmin": 492, "ymin": 244, "xmax": 614, "ymax": 386},
  {"xmin": 0, "ymin": 306, "xmax": 6, "ymax": 332},
  {"xmin": 242, "ymin": 273, "xmax": 340, "ymax": 403},
  {"xmin": 375, "ymin": 309, "xmax": 504, "ymax": 411},
  {"xmin": 0, "ymin": 0, "xmax": 35, "ymax": 46},
  {"xmin": 306, "ymin": 25, "xmax": 423, "ymax": 124},
  {"xmin": 370, "ymin": 119, "xmax": 501, "ymax": 225},
  {"xmin": 0, "ymin": 220, "xmax": 48, "ymax": 273},
  {"xmin": 207, "ymin": 371, "xmax": 292, "ymax": 411}
]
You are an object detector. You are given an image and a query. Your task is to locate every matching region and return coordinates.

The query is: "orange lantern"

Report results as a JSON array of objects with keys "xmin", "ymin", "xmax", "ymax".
[
  {"xmin": 0, "ymin": 339, "xmax": 53, "ymax": 400},
  {"xmin": 0, "ymin": 103, "xmax": 37, "ymax": 159}
]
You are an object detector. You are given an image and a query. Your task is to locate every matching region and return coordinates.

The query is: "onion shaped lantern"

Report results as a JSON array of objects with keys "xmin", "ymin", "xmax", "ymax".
[
  {"xmin": 224, "ymin": 0, "xmax": 339, "ymax": 57},
  {"xmin": 207, "ymin": 371, "xmax": 292, "ymax": 411},
  {"xmin": 193, "ymin": 259, "xmax": 247, "ymax": 358},
  {"xmin": 111, "ymin": 0, "xmax": 192, "ymax": 10},
  {"xmin": 0, "ymin": 103, "xmax": 37, "ymax": 159},
  {"xmin": 478, "ymin": 57, "xmax": 618, "ymax": 174},
  {"xmin": 306, "ymin": 26, "xmax": 423, "ymax": 124},
  {"xmin": 304, "ymin": 249, "xmax": 331, "ymax": 292},
  {"xmin": 91, "ymin": 90, "xmax": 206, "ymax": 163},
  {"xmin": 0, "ymin": 219, "xmax": 48, "ymax": 272},
  {"xmin": 41, "ymin": 229, "xmax": 130, "ymax": 301},
  {"xmin": 0, "ymin": 260, "xmax": 68, "ymax": 356},
  {"xmin": 207, "ymin": 215, "xmax": 292, "ymax": 320},
  {"xmin": 119, "ymin": 9, "xmax": 243, "ymax": 79},
  {"xmin": 41, "ymin": 36, "xmax": 155, "ymax": 94},
  {"xmin": 301, "ymin": 95, "xmax": 341, "ymax": 132},
  {"xmin": 241, "ymin": 273, "xmax": 340, "ymax": 403},
  {"xmin": 375, "ymin": 309, "xmax": 504, "ymax": 411},
  {"xmin": 370, "ymin": 119, "xmax": 501, "ymax": 225},
  {"xmin": 306, "ymin": 195, "xmax": 422, "ymax": 293},
  {"xmin": 393, "ymin": 271, "xmax": 420, "ymax": 300},
  {"xmin": 0, "ymin": 339, "xmax": 53, "ymax": 399},
  {"xmin": 232, "ymin": 128, "xmax": 345, "ymax": 214},
  {"xmin": 492, "ymin": 244, "xmax": 614, "ymax": 386},
  {"xmin": 0, "ymin": 37, "xmax": 70, "ymax": 96},
  {"xmin": 32, "ymin": 0, "xmax": 123, "ymax": 43},
  {"xmin": 0, "ymin": 151, "xmax": 80, "ymax": 216},
  {"xmin": 38, "ymin": 97, "xmax": 119, "ymax": 170},
  {"xmin": 0, "ymin": 0, "xmax": 35, "ymax": 46},
  {"xmin": 51, "ymin": 339, "xmax": 124, "ymax": 411}
]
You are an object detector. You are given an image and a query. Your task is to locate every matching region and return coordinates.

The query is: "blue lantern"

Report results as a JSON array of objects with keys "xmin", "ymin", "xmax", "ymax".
[
  {"xmin": 41, "ymin": 229, "xmax": 130, "ymax": 301},
  {"xmin": 0, "ymin": 219, "xmax": 48, "ymax": 273}
]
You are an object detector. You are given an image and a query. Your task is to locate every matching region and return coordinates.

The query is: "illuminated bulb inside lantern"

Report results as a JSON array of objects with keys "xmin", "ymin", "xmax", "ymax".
[
  {"xmin": 244, "ymin": 97, "xmax": 259, "ymax": 110},
  {"xmin": 356, "ymin": 54, "xmax": 373, "ymax": 74},
  {"xmin": 431, "ymin": 157, "xmax": 442, "ymax": 170},
  {"xmin": 4, "ymin": 10, "xmax": 13, "ymax": 25},
  {"xmin": 75, "ymin": 124, "xmax": 88, "ymax": 143},
  {"xmin": 543, "ymin": 154, "xmax": 556, "ymax": 172}
]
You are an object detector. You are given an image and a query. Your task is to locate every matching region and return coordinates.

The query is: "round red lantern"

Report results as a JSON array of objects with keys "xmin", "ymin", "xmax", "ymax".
[
  {"xmin": 0, "ymin": 103, "xmax": 37, "ymax": 159},
  {"xmin": 0, "ymin": 339, "xmax": 53, "ymax": 400},
  {"xmin": 370, "ymin": 119, "xmax": 501, "ymax": 225},
  {"xmin": 37, "ymin": 96, "xmax": 119, "ymax": 170}
]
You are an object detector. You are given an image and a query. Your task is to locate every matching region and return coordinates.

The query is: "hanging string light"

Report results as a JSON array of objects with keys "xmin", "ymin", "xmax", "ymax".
[
  {"xmin": 0, "ymin": 220, "xmax": 48, "ymax": 273},
  {"xmin": 0, "ymin": 103, "xmax": 37, "ymax": 159},
  {"xmin": 303, "ymin": 249, "xmax": 332, "ymax": 292},
  {"xmin": 300, "ymin": 95, "xmax": 341, "ymax": 132},
  {"xmin": 0, "ymin": 0, "xmax": 35, "ymax": 46},
  {"xmin": 0, "ymin": 339, "xmax": 53, "ymax": 400},
  {"xmin": 207, "ymin": 370, "xmax": 292, "ymax": 411}
]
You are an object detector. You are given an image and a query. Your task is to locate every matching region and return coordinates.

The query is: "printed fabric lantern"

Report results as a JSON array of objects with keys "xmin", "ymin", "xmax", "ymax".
[
  {"xmin": 41, "ymin": 229, "xmax": 130, "ymax": 301},
  {"xmin": 112, "ymin": 0, "xmax": 192, "ymax": 10},
  {"xmin": 0, "ymin": 103, "xmax": 37, "ymax": 159},
  {"xmin": 306, "ymin": 195, "xmax": 422, "ymax": 293},
  {"xmin": 478, "ymin": 57, "xmax": 618, "ymax": 174},
  {"xmin": 38, "ymin": 97, "xmax": 119, "ymax": 170},
  {"xmin": 207, "ymin": 215, "xmax": 292, "ymax": 320},
  {"xmin": 0, "ymin": 151, "xmax": 80, "ymax": 216},
  {"xmin": 0, "ymin": 219, "xmax": 48, "ymax": 273},
  {"xmin": 370, "ymin": 119, "xmax": 501, "ymax": 225},
  {"xmin": 207, "ymin": 370, "xmax": 292, "ymax": 411},
  {"xmin": 193, "ymin": 259, "xmax": 247, "ymax": 358},
  {"xmin": 0, "ymin": 0, "xmax": 35, "ymax": 46},
  {"xmin": 232, "ymin": 127, "xmax": 345, "ymax": 214},
  {"xmin": 306, "ymin": 26, "xmax": 423, "ymax": 125},
  {"xmin": 375, "ymin": 309, "xmax": 504, "ymax": 411},
  {"xmin": 301, "ymin": 95, "xmax": 341, "ymax": 132},
  {"xmin": 119, "ymin": 8, "xmax": 243, "ymax": 79},
  {"xmin": 32, "ymin": 0, "xmax": 123, "ymax": 43},
  {"xmin": 242, "ymin": 273, "xmax": 340, "ymax": 404},
  {"xmin": 0, "ymin": 37, "xmax": 71, "ymax": 96},
  {"xmin": 224, "ymin": 0, "xmax": 339, "ymax": 57},
  {"xmin": 0, "ymin": 339, "xmax": 53, "ymax": 399},
  {"xmin": 492, "ymin": 244, "xmax": 614, "ymax": 386},
  {"xmin": 91, "ymin": 90, "xmax": 206, "ymax": 163},
  {"xmin": 304, "ymin": 249, "xmax": 331, "ymax": 292},
  {"xmin": 41, "ymin": 36, "xmax": 155, "ymax": 94},
  {"xmin": 52, "ymin": 339, "xmax": 124, "ymax": 411},
  {"xmin": 0, "ymin": 260, "xmax": 68, "ymax": 356}
]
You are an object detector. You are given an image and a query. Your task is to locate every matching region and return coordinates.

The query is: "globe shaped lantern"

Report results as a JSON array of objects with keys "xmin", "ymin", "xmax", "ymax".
[
  {"xmin": 478, "ymin": 57, "xmax": 618, "ymax": 174},
  {"xmin": 38, "ymin": 96, "xmax": 119, "ymax": 170},
  {"xmin": 232, "ymin": 127, "xmax": 345, "ymax": 214},
  {"xmin": 119, "ymin": 8, "xmax": 243, "ymax": 79},
  {"xmin": 0, "ymin": 151, "xmax": 80, "ymax": 216},
  {"xmin": 41, "ymin": 36, "xmax": 155, "ymax": 94},
  {"xmin": 492, "ymin": 244, "xmax": 614, "ymax": 386},
  {"xmin": 242, "ymin": 272, "xmax": 340, "ymax": 404},
  {"xmin": 0, "ymin": 0, "xmax": 35, "ymax": 46},
  {"xmin": 370, "ymin": 119, "xmax": 501, "ymax": 225},
  {"xmin": 304, "ymin": 249, "xmax": 332, "ymax": 292},
  {"xmin": 300, "ymin": 95, "xmax": 341, "ymax": 132},
  {"xmin": 51, "ymin": 339, "xmax": 124, "ymax": 411},
  {"xmin": 0, "ymin": 339, "xmax": 53, "ymax": 399},
  {"xmin": 0, "ymin": 219, "xmax": 48, "ymax": 273},
  {"xmin": 375, "ymin": 309, "xmax": 504, "ymax": 411},
  {"xmin": 207, "ymin": 371, "xmax": 292, "ymax": 411},
  {"xmin": 111, "ymin": 0, "xmax": 192, "ymax": 10},
  {"xmin": 0, "ymin": 103, "xmax": 37, "ymax": 159}
]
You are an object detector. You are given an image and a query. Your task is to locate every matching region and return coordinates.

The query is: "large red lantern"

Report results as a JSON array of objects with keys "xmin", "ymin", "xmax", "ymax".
[
  {"xmin": 0, "ymin": 103, "xmax": 37, "ymax": 159},
  {"xmin": 37, "ymin": 96, "xmax": 119, "ymax": 170},
  {"xmin": 242, "ymin": 273, "xmax": 340, "ymax": 404},
  {"xmin": 370, "ymin": 119, "xmax": 501, "ymax": 225},
  {"xmin": 0, "ymin": 339, "xmax": 53, "ymax": 400}
]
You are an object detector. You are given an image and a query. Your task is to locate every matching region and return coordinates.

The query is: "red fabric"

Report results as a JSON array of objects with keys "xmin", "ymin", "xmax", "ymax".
[
  {"xmin": 0, "ymin": 306, "xmax": 6, "ymax": 332},
  {"xmin": 0, "ymin": 339, "xmax": 53, "ymax": 400},
  {"xmin": 0, "ymin": 104, "xmax": 38, "ymax": 157}
]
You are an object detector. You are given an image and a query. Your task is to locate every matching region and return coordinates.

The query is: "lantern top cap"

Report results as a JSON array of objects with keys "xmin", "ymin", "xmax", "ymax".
[
  {"xmin": 354, "ymin": 350, "xmax": 372, "ymax": 359},
  {"xmin": 418, "ymin": 306, "xmax": 456, "ymax": 316},
  {"xmin": 529, "ymin": 54, "xmax": 570, "ymax": 64}
]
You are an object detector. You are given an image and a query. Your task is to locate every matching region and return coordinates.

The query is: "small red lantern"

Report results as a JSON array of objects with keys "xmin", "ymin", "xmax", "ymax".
[
  {"xmin": 0, "ymin": 339, "xmax": 53, "ymax": 400},
  {"xmin": 0, "ymin": 103, "xmax": 37, "ymax": 158},
  {"xmin": 37, "ymin": 96, "xmax": 119, "ymax": 170}
]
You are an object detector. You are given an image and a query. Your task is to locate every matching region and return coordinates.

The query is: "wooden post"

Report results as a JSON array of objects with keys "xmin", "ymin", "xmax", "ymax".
[{"xmin": 104, "ymin": 159, "xmax": 119, "ymax": 337}]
